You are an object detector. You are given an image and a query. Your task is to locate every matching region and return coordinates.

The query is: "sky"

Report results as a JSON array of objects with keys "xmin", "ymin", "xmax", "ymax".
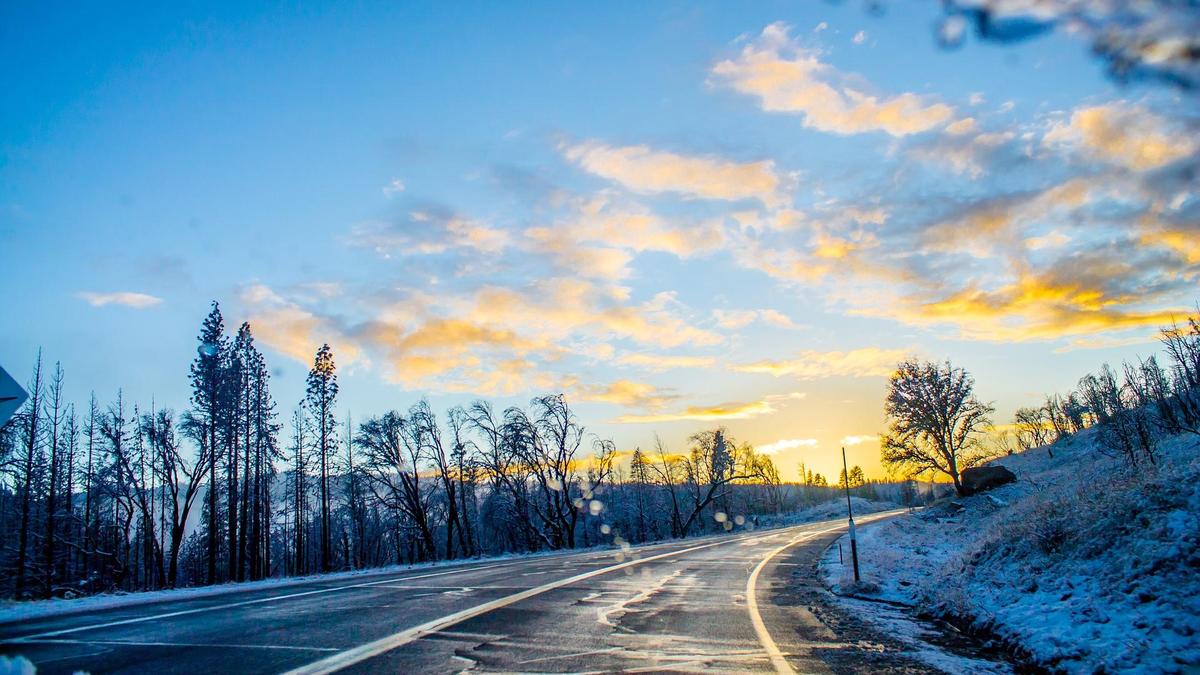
[{"xmin": 1, "ymin": 2, "xmax": 1197, "ymax": 481}]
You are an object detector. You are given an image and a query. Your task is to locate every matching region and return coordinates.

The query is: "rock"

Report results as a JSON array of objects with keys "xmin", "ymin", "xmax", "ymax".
[{"xmin": 960, "ymin": 465, "xmax": 1016, "ymax": 495}]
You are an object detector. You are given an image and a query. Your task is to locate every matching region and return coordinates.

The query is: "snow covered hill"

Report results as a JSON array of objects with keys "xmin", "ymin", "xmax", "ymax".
[{"xmin": 823, "ymin": 429, "xmax": 1200, "ymax": 673}]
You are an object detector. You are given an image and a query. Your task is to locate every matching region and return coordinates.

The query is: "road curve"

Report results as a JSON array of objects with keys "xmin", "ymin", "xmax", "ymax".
[{"xmin": 0, "ymin": 511, "xmax": 931, "ymax": 673}]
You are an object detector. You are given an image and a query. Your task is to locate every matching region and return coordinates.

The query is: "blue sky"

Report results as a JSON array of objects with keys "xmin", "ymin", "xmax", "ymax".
[{"xmin": 2, "ymin": 2, "xmax": 1196, "ymax": 478}]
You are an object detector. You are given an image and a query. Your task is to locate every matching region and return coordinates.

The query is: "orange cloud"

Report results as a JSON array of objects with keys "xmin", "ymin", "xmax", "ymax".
[
  {"xmin": 713, "ymin": 308, "xmax": 796, "ymax": 330},
  {"xmin": 240, "ymin": 284, "xmax": 365, "ymax": 367},
  {"xmin": 616, "ymin": 353, "xmax": 717, "ymax": 371},
  {"xmin": 734, "ymin": 347, "xmax": 909, "ymax": 379},
  {"xmin": 872, "ymin": 267, "xmax": 1188, "ymax": 342},
  {"xmin": 614, "ymin": 391, "xmax": 805, "ymax": 424},
  {"xmin": 562, "ymin": 141, "xmax": 781, "ymax": 205},
  {"xmin": 1044, "ymin": 102, "xmax": 1196, "ymax": 171},
  {"xmin": 569, "ymin": 378, "xmax": 678, "ymax": 409},
  {"xmin": 711, "ymin": 22, "xmax": 954, "ymax": 136}
]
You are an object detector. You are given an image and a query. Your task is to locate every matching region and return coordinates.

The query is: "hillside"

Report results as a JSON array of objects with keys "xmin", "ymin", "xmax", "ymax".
[{"xmin": 824, "ymin": 429, "xmax": 1200, "ymax": 673}]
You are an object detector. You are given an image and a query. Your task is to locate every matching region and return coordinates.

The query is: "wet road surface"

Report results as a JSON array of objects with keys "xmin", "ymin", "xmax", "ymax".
[{"xmin": 1, "ymin": 511, "xmax": 950, "ymax": 673}]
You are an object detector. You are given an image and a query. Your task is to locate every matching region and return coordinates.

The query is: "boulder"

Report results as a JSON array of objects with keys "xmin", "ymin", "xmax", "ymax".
[{"xmin": 960, "ymin": 465, "xmax": 1016, "ymax": 495}]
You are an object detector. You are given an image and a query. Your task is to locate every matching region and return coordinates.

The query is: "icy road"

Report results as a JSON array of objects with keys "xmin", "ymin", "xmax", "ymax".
[{"xmin": 0, "ymin": 511, "xmax": 926, "ymax": 674}]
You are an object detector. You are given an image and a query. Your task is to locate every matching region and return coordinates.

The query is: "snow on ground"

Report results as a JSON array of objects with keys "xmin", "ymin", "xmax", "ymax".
[
  {"xmin": 758, "ymin": 496, "xmax": 897, "ymax": 528},
  {"xmin": 821, "ymin": 429, "xmax": 1200, "ymax": 673},
  {"xmin": 0, "ymin": 496, "xmax": 884, "ymax": 625}
]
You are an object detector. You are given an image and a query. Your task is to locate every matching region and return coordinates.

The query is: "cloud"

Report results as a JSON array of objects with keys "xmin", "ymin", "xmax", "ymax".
[
  {"xmin": 239, "ymin": 284, "xmax": 365, "ymax": 367},
  {"xmin": 616, "ymin": 353, "xmax": 716, "ymax": 371},
  {"xmin": 868, "ymin": 259, "xmax": 1190, "ymax": 342},
  {"xmin": 1139, "ymin": 223, "xmax": 1200, "ymax": 265},
  {"xmin": 348, "ymin": 208, "xmax": 510, "ymax": 258},
  {"xmin": 77, "ymin": 291, "xmax": 163, "ymax": 309},
  {"xmin": 382, "ymin": 178, "xmax": 406, "ymax": 196},
  {"xmin": 614, "ymin": 391, "xmax": 805, "ymax": 424},
  {"xmin": 571, "ymin": 378, "xmax": 678, "ymax": 409},
  {"xmin": 1025, "ymin": 230, "xmax": 1071, "ymax": 251},
  {"xmin": 1044, "ymin": 102, "xmax": 1196, "ymax": 171},
  {"xmin": 852, "ymin": 30, "xmax": 867, "ymax": 45},
  {"xmin": 839, "ymin": 434, "xmax": 879, "ymax": 446},
  {"xmin": 734, "ymin": 347, "xmax": 909, "ymax": 379},
  {"xmin": 243, "ymin": 276, "xmax": 722, "ymax": 396},
  {"xmin": 908, "ymin": 126, "xmax": 1020, "ymax": 179},
  {"xmin": 556, "ymin": 193, "xmax": 727, "ymax": 257},
  {"xmin": 561, "ymin": 141, "xmax": 782, "ymax": 205},
  {"xmin": 758, "ymin": 438, "xmax": 818, "ymax": 455},
  {"xmin": 711, "ymin": 22, "xmax": 954, "ymax": 136},
  {"xmin": 1053, "ymin": 333, "xmax": 1159, "ymax": 353},
  {"xmin": 920, "ymin": 178, "xmax": 1092, "ymax": 256},
  {"xmin": 524, "ymin": 193, "xmax": 727, "ymax": 280},
  {"xmin": 713, "ymin": 308, "xmax": 796, "ymax": 330},
  {"xmin": 525, "ymin": 226, "xmax": 634, "ymax": 280}
]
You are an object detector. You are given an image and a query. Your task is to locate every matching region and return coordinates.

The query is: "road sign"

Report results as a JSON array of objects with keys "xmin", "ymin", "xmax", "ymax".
[{"xmin": 0, "ymin": 364, "xmax": 28, "ymax": 428}]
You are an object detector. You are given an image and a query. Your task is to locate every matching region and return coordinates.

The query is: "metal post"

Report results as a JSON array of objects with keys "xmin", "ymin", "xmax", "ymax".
[{"xmin": 842, "ymin": 447, "xmax": 860, "ymax": 583}]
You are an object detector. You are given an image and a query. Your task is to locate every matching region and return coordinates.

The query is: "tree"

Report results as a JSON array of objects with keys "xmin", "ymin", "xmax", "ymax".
[
  {"xmin": 172, "ymin": 410, "xmax": 213, "ymax": 587},
  {"xmin": 838, "ymin": 464, "xmax": 866, "ymax": 490},
  {"xmin": 42, "ymin": 362, "xmax": 66, "ymax": 597},
  {"xmin": 305, "ymin": 344, "xmax": 339, "ymax": 573},
  {"xmin": 881, "ymin": 359, "xmax": 995, "ymax": 496},
  {"xmin": 676, "ymin": 428, "xmax": 754, "ymax": 536},
  {"xmin": 1013, "ymin": 405, "xmax": 1052, "ymax": 453},
  {"xmin": 411, "ymin": 401, "xmax": 468, "ymax": 559},
  {"xmin": 355, "ymin": 411, "xmax": 435, "ymax": 561},
  {"xmin": 189, "ymin": 302, "xmax": 228, "ymax": 585},
  {"xmin": 14, "ymin": 351, "xmax": 44, "ymax": 598}
]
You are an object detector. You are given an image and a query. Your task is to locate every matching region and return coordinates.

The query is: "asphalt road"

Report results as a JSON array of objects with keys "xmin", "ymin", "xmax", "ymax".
[{"xmin": 0, "ymin": 510, "xmax": 941, "ymax": 674}]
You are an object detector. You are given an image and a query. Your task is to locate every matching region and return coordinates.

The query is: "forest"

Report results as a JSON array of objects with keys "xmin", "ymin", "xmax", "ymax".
[{"xmin": 0, "ymin": 302, "xmax": 894, "ymax": 600}]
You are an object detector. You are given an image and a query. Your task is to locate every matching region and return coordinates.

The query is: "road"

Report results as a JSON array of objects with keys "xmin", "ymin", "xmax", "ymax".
[{"xmin": 0, "ymin": 511, "xmax": 939, "ymax": 674}]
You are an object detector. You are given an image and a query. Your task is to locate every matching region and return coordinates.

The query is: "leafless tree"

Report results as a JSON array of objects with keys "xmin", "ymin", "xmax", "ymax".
[
  {"xmin": 881, "ymin": 359, "xmax": 995, "ymax": 496},
  {"xmin": 152, "ymin": 410, "xmax": 210, "ymax": 587},
  {"xmin": 355, "ymin": 411, "xmax": 436, "ymax": 561}
]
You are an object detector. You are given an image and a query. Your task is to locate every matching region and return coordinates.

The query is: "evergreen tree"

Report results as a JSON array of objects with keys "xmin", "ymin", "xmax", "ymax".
[
  {"xmin": 305, "ymin": 344, "xmax": 338, "ymax": 573},
  {"xmin": 189, "ymin": 302, "xmax": 228, "ymax": 585}
]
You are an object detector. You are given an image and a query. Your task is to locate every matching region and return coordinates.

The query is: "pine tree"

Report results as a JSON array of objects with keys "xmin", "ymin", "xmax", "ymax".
[
  {"xmin": 190, "ymin": 302, "xmax": 228, "ymax": 585},
  {"xmin": 305, "ymin": 344, "xmax": 338, "ymax": 573}
]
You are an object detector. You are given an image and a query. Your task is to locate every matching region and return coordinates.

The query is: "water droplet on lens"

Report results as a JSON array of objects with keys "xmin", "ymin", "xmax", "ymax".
[{"xmin": 937, "ymin": 15, "xmax": 968, "ymax": 49}]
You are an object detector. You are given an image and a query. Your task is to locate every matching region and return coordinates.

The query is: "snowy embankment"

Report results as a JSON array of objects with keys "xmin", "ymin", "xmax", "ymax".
[
  {"xmin": 0, "ymin": 496, "xmax": 890, "ymax": 625},
  {"xmin": 822, "ymin": 430, "xmax": 1200, "ymax": 673}
]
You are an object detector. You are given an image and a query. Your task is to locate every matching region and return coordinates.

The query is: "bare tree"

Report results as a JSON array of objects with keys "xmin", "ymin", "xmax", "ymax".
[
  {"xmin": 881, "ymin": 359, "xmax": 995, "ymax": 496},
  {"xmin": 410, "ymin": 401, "xmax": 466, "ymax": 559},
  {"xmin": 1013, "ymin": 405, "xmax": 1052, "ymax": 453},
  {"xmin": 14, "ymin": 351, "xmax": 44, "ymax": 598},
  {"xmin": 156, "ymin": 410, "xmax": 211, "ymax": 587},
  {"xmin": 355, "ymin": 411, "xmax": 436, "ymax": 561}
]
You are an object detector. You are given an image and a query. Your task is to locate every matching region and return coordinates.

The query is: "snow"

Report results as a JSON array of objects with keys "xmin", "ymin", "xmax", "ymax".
[
  {"xmin": 821, "ymin": 429, "xmax": 1200, "ymax": 673},
  {"xmin": 0, "ymin": 547, "xmax": 612, "ymax": 625},
  {"xmin": 757, "ymin": 496, "xmax": 897, "ymax": 528}
]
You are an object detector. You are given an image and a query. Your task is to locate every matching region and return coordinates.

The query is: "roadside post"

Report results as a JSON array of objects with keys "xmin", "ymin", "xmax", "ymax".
[{"xmin": 842, "ymin": 446, "xmax": 860, "ymax": 583}]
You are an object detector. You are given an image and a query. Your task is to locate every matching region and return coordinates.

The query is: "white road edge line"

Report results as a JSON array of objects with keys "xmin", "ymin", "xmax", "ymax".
[
  {"xmin": 5, "ymin": 561, "xmax": 524, "ymax": 642},
  {"xmin": 282, "ymin": 529, "xmax": 794, "ymax": 675},
  {"xmin": 745, "ymin": 527, "xmax": 835, "ymax": 675},
  {"xmin": 745, "ymin": 511, "xmax": 898, "ymax": 675},
  {"xmin": 17, "ymin": 638, "xmax": 340, "ymax": 652}
]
